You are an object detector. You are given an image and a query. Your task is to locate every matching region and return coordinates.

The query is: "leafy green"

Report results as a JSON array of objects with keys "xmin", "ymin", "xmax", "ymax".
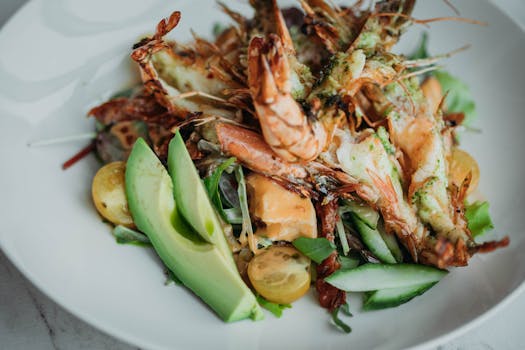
[
  {"xmin": 331, "ymin": 305, "xmax": 352, "ymax": 333},
  {"xmin": 256, "ymin": 295, "xmax": 291, "ymax": 318},
  {"xmin": 339, "ymin": 255, "xmax": 360, "ymax": 270},
  {"xmin": 112, "ymin": 225, "xmax": 151, "ymax": 246},
  {"xmin": 433, "ymin": 70, "xmax": 477, "ymax": 125},
  {"xmin": 409, "ymin": 32, "xmax": 430, "ymax": 60},
  {"xmin": 408, "ymin": 33, "xmax": 477, "ymax": 125},
  {"xmin": 465, "ymin": 201, "xmax": 494, "ymax": 237},
  {"xmin": 203, "ymin": 157, "xmax": 236, "ymax": 222},
  {"xmin": 292, "ymin": 237, "xmax": 336, "ymax": 264}
]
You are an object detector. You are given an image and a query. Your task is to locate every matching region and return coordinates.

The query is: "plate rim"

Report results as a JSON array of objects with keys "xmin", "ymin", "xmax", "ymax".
[
  {"xmin": 3, "ymin": 243, "xmax": 524, "ymax": 350},
  {"xmin": 1, "ymin": 0, "xmax": 525, "ymax": 349}
]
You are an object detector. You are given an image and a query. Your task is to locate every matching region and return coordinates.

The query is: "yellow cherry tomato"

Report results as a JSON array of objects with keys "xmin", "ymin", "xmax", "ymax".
[
  {"xmin": 248, "ymin": 245, "xmax": 311, "ymax": 304},
  {"xmin": 449, "ymin": 148, "xmax": 480, "ymax": 195},
  {"xmin": 91, "ymin": 161, "xmax": 134, "ymax": 227}
]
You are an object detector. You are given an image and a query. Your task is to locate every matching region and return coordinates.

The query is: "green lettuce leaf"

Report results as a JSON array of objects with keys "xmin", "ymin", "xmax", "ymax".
[
  {"xmin": 408, "ymin": 33, "xmax": 477, "ymax": 125},
  {"xmin": 465, "ymin": 201, "xmax": 494, "ymax": 237},
  {"xmin": 433, "ymin": 70, "xmax": 477, "ymax": 125},
  {"xmin": 292, "ymin": 237, "xmax": 336, "ymax": 264},
  {"xmin": 256, "ymin": 295, "xmax": 291, "ymax": 318}
]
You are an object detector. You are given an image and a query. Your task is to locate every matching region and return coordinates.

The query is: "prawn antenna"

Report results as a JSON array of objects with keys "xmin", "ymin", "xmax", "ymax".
[
  {"xmin": 395, "ymin": 65, "xmax": 442, "ymax": 82},
  {"xmin": 404, "ymin": 44, "xmax": 471, "ymax": 68},
  {"xmin": 372, "ymin": 13, "xmax": 487, "ymax": 27}
]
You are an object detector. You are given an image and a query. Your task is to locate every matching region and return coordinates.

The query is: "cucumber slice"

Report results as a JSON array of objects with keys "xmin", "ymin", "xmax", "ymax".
[
  {"xmin": 363, "ymin": 282, "xmax": 437, "ymax": 310},
  {"xmin": 325, "ymin": 263, "xmax": 448, "ymax": 292},
  {"xmin": 351, "ymin": 213, "xmax": 396, "ymax": 264},
  {"xmin": 378, "ymin": 227, "xmax": 403, "ymax": 263},
  {"xmin": 341, "ymin": 200, "xmax": 379, "ymax": 229}
]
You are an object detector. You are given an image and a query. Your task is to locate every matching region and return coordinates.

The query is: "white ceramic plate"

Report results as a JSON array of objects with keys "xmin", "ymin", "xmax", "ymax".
[{"xmin": 1, "ymin": 1, "xmax": 524, "ymax": 349}]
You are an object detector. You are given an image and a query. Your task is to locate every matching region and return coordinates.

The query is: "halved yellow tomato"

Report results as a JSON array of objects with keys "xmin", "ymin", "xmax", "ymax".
[
  {"xmin": 91, "ymin": 161, "xmax": 134, "ymax": 227},
  {"xmin": 449, "ymin": 148, "xmax": 480, "ymax": 195},
  {"xmin": 248, "ymin": 245, "xmax": 310, "ymax": 304}
]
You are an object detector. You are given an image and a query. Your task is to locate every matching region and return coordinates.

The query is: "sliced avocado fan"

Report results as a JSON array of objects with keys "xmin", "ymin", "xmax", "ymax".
[{"xmin": 125, "ymin": 138, "xmax": 263, "ymax": 322}]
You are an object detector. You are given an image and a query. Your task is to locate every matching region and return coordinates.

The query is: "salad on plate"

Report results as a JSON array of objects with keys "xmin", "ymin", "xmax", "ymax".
[{"xmin": 75, "ymin": 0, "xmax": 510, "ymax": 331}]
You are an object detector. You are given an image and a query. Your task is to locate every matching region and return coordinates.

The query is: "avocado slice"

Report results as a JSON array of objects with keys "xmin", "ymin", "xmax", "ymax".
[
  {"xmin": 167, "ymin": 132, "xmax": 235, "ymax": 267},
  {"xmin": 125, "ymin": 138, "xmax": 263, "ymax": 322}
]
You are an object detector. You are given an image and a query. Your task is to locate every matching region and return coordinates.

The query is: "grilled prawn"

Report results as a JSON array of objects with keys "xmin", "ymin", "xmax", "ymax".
[{"xmin": 89, "ymin": 1, "xmax": 508, "ymax": 274}]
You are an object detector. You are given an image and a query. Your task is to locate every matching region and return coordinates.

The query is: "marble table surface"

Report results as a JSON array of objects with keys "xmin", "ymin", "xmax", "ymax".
[{"xmin": 1, "ymin": 0, "xmax": 524, "ymax": 349}]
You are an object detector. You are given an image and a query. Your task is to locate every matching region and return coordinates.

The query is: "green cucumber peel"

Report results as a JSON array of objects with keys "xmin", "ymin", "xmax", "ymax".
[
  {"xmin": 326, "ymin": 263, "xmax": 448, "ymax": 292},
  {"xmin": 363, "ymin": 282, "xmax": 437, "ymax": 311}
]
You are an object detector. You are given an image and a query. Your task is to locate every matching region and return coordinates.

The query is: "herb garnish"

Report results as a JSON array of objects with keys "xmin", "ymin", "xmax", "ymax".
[{"xmin": 292, "ymin": 237, "xmax": 336, "ymax": 264}]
